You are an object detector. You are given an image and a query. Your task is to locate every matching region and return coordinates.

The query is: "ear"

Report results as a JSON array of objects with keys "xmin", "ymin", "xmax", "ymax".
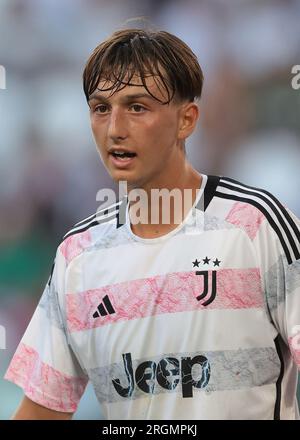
[{"xmin": 177, "ymin": 102, "xmax": 199, "ymax": 140}]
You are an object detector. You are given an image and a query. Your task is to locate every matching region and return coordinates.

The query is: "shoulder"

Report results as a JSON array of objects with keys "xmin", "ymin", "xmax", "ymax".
[
  {"xmin": 209, "ymin": 175, "xmax": 300, "ymax": 264},
  {"xmin": 57, "ymin": 198, "xmax": 127, "ymax": 265},
  {"xmin": 206, "ymin": 175, "xmax": 286, "ymax": 222},
  {"xmin": 212, "ymin": 176, "xmax": 286, "ymax": 218},
  {"xmin": 63, "ymin": 198, "xmax": 127, "ymax": 240}
]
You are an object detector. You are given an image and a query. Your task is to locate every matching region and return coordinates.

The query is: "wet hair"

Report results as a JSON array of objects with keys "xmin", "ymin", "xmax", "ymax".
[{"xmin": 83, "ymin": 28, "xmax": 204, "ymax": 105}]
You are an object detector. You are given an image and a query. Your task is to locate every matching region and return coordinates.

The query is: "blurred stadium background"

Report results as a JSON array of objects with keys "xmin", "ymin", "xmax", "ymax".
[{"xmin": 0, "ymin": 0, "xmax": 300, "ymax": 420}]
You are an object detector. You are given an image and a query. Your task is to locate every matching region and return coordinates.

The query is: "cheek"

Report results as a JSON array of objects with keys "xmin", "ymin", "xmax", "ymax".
[
  {"xmin": 154, "ymin": 112, "xmax": 178, "ymax": 135},
  {"xmin": 91, "ymin": 120, "xmax": 106, "ymax": 145},
  {"xmin": 143, "ymin": 117, "xmax": 178, "ymax": 148},
  {"xmin": 135, "ymin": 114, "xmax": 177, "ymax": 140},
  {"xmin": 90, "ymin": 118, "xmax": 97, "ymax": 137},
  {"xmin": 90, "ymin": 118, "xmax": 100, "ymax": 135}
]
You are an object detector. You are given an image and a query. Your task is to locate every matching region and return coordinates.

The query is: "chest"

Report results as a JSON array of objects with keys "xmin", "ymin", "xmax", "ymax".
[{"xmin": 64, "ymin": 230, "xmax": 273, "ymax": 367}]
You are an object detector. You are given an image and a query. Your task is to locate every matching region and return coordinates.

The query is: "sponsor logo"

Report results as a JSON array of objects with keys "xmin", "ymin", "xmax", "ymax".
[
  {"xmin": 93, "ymin": 295, "xmax": 116, "ymax": 318},
  {"xmin": 112, "ymin": 352, "xmax": 211, "ymax": 398}
]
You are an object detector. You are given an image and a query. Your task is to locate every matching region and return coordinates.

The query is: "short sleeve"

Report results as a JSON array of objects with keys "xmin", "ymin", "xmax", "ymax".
[
  {"xmin": 253, "ymin": 206, "xmax": 300, "ymax": 369},
  {"xmin": 4, "ymin": 245, "xmax": 89, "ymax": 413}
]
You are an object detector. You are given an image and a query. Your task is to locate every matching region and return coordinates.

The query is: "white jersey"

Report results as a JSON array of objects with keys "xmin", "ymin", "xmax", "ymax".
[{"xmin": 5, "ymin": 175, "xmax": 300, "ymax": 419}]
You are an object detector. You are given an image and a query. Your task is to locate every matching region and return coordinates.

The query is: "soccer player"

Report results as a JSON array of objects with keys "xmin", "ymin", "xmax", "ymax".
[{"xmin": 5, "ymin": 29, "xmax": 300, "ymax": 420}]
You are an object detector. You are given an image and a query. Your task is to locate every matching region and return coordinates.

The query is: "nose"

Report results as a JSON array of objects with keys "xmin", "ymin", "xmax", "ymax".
[{"xmin": 107, "ymin": 107, "xmax": 128, "ymax": 141}]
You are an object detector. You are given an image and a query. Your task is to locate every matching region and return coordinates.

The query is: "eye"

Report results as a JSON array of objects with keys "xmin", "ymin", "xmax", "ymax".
[
  {"xmin": 130, "ymin": 104, "xmax": 146, "ymax": 112},
  {"xmin": 95, "ymin": 104, "xmax": 109, "ymax": 113}
]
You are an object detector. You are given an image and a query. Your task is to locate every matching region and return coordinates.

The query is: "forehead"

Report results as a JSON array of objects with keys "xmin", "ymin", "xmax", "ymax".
[{"xmin": 94, "ymin": 73, "xmax": 170, "ymax": 102}]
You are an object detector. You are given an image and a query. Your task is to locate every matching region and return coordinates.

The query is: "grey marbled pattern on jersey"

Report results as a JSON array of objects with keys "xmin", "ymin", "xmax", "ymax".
[
  {"xmin": 264, "ymin": 256, "xmax": 300, "ymax": 311},
  {"xmin": 38, "ymin": 281, "xmax": 65, "ymax": 331},
  {"xmin": 88, "ymin": 346, "xmax": 280, "ymax": 404}
]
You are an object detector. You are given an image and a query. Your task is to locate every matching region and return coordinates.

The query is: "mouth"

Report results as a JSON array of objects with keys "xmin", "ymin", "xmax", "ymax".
[
  {"xmin": 109, "ymin": 149, "xmax": 137, "ymax": 160},
  {"xmin": 108, "ymin": 148, "xmax": 137, "ymax": 168}
]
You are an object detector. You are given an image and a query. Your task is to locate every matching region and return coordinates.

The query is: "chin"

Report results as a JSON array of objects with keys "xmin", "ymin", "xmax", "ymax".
[{"xmin": 109, "ymin": 171, "xmax": 139, "ymax": 186}]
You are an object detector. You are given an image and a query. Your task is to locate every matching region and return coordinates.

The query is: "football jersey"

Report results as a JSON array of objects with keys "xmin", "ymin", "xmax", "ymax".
[{"xmin": 5, "ymin": 175, "xmax": 300, "ymax": 419}]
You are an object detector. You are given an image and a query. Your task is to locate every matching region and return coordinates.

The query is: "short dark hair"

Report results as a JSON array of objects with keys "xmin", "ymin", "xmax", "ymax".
[{"xmin": 83, "ymin": 28, "xmax": 204, "ymax": 104}]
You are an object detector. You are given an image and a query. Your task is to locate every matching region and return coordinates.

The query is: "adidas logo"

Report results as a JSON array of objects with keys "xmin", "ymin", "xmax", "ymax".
[{"xmin": 93, "ymin": 295, "xmax": 116, "ymax": 318}]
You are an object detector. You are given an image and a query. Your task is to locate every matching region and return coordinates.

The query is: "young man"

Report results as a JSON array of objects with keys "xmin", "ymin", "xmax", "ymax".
[{"xmin": 5, "ymin": 29, "xmax": 300, "ymax": 420}]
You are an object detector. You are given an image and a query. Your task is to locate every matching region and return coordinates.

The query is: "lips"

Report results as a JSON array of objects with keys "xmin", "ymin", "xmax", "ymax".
[{"xmin": 108, "ymin": 148, "xmax": 137, "ymax": 168}]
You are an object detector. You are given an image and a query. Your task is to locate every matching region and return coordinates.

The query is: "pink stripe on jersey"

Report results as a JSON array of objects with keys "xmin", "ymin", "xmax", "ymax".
[
  {"xmin": 66, "ymin": 268, "xmax": 263, "ymax": 332},
  {"xmin": 288, "ymin": 335, "xmax": 300, "ymax": 366},
  {"xmin": 4, "ymin": 342, "xmax": 87, "ymax": 412},
  {"xmin": 226, "ymin": 202, "xmax": 265, "ymax": 240},
  {"xmin": 60, "ymin": 229, "xmax": 91, "ymax": 265}
]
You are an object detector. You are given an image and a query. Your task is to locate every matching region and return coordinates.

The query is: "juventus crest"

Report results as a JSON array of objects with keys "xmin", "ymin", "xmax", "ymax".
[
  {"xmin": 192, "ymin": 257, "xmax": 220, "ymax": 306},
  {"xmin": 195, "ymin": 270, "xmax": 217, "ymax": 306}
]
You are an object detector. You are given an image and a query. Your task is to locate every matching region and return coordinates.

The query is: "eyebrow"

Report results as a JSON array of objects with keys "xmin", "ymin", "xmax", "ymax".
[{"xmin": 88, "ymin": 92, "xmax": 158, "ymax": 104}]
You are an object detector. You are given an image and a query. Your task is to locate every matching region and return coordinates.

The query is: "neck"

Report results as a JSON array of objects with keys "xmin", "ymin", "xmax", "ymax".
[{"xmin": 128, "ymin": 160, "xmax": 202, "ymax": 239}]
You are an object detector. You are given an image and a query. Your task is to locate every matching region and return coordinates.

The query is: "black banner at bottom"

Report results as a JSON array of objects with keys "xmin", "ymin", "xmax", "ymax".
[{"xmin": 0, "ymin": 420, "xmax": 298, "ymax": 437}]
